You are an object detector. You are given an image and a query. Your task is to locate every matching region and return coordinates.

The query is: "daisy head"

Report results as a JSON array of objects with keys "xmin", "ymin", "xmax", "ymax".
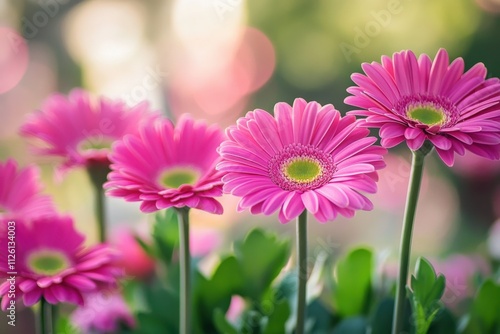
[
  {"xmin": 105, "ymin": 115, "xmax": 225, "ymax": 214},
  {"xmin": 20, "ymin": 89, "xmax": 160, "ymax": 173},
  {"xmin": 0, "ymin": 216, "xmax": 121, "ymax": 309},
  {"xmin": 345, "ymin": 48, "xmax": 500, "ymax": 166},
  {"xmin": 0, "ymin": 159, "xmax": 56, "ymax": 220},
  {"xmin": 71, "ymin": 291, "xmax": 135, "ymax": 333},
  {"xmin": 217, "ymin": 98, "xmax": 386, "ymax": 223}
]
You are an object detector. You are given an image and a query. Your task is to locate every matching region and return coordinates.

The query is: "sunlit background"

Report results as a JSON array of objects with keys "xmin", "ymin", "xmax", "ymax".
[{"xmin": 1, "ymin": 0, "xmax": 500, "ymax": 331}]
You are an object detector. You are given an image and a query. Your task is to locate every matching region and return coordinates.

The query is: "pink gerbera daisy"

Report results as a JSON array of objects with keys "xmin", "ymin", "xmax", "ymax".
[
  {"xmin": 19, "ymin": 89, "xmax": 159, "ymax": 173},
  {"xmin": 0, "ymin": 159, "xmax": 56, "ymax": 220},
  {"xmin": 217, "ymin": 98, "xmax": 386, "ymax": 223},
  {"xmin": 0, "ymin": 216, "xmax": 121, "ymax": 310},
  {"xmin": 104, "ymin": 116, "xmax": 225, "ymax": 214},
  {"xmin": 71, "ymin": 291, "xmax": 135, "ymax": 333},
  {"xmin": 345, "ymin": 48, "xmax": 500, "ymax": 166}
]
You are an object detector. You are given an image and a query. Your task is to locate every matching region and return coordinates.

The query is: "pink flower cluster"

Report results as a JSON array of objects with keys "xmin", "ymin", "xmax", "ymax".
[{"xmin": 0, "ymin": 47, "xmax": 499, "ymax": 332}]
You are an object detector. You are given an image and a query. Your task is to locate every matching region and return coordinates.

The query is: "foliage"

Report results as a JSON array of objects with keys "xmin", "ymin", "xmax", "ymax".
[{"xmin": 75, "ymin": 208, "xmax": 498, "ymax": 334}]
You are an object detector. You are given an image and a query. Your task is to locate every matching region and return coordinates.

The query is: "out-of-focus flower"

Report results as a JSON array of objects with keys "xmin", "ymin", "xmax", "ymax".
[
  {"xmin": 452, "ymin": 151, "xmax": 500, "ymax": 179},
  {"xmin": 0, "ymin": 28, "xmax": 29, "ymax": 94},
  {"xmin": 190, "ymin": 228, "xmax": 221, "ymax": 257},
  {"xmin": 0, "ymin": 216, "xmax": 121, "ymax": 310},
  {"xmin": 372, "ymin": 153, "xmax": 429, "ymax": 212},
  {"xmin": 111, "ymin": 229, "xmax": 155, "ymax": 279},
  {"xmin": 105, "ymin": 116, "xmax": 225, "ymax": 214},
  {"xmin": 217, "ymin": 98, "xmax": 386, "ymax": 223},
  {"xmin": 19, "ymin": 89, "xmax": 159, "ymax": 174},
  {"xmin": 226, "ymin": 295, "xmax": 245, "ymax": 323},
  {"xmin": 488, "ymin": 219, "xmax": 500, "ymax": 260},
  {"xmin": 0, "ymin": 159, "xmax": 56, "ymax": 220},
  {"xmin": 381, "ymin": 254, "xmax": 490, "ymax": 309},
  {"xmin": 345, "ymin": 48, "xmax": 500, "ymax": 166},
  {"xmin": 433, "ymin": 254, "xmax": 490, "ymax": 309},
  {"xmin": 71, "ymin": 290, "xmax": 135, "ymax": 333}
]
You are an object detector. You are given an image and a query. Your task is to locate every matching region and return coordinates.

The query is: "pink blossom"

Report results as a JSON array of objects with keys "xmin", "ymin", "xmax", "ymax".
[
  {"xmin": 105, "ymin": 115, "xmax": 225, "ymax": 214},
  {"xmin": 218, "ymin": 98, "xmax": 386, "ymax": 223},
  {"xmin": 346, "ymin": 49, "xmax": 500, "ymax": 166}
]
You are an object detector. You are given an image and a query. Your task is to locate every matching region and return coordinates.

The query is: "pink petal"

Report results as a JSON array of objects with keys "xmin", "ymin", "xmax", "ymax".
[
  {"xmin": 301, "ymin": 191, "xmax": 320, "ymax": 214},
  {"xmin": 281, "ymin": 192, "xmax": 305, "ymax": 222}
]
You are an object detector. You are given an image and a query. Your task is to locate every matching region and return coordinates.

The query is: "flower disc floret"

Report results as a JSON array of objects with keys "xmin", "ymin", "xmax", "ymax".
[{"xmin": 269, "ymin": 143, "xmax": 335, "ymax": 191}]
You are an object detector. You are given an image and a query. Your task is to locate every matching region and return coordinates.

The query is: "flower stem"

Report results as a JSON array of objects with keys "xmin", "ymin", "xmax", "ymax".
[
  {"xmin": 87, "ymin": 165, "xmax": 110, "ymax": 242},
  {"xmin": 177, "ymin": 207, "xmax": 191, "ymax": 334},
  {"xmin": 296, "ymin": 210, "xmax": 308, "ymax": 334},
  {"xmin": 392, "ymin": 146, "xmax": 431, "ymax": 334},
  {"xmin": 38, "ymin": 298, "xmax": 53, "ymax": 334}
]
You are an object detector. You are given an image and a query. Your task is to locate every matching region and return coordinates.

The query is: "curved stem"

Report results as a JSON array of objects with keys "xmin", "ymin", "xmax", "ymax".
[
  {"xmin": 87, "ymin": 165, "xmax": 110, "ymax": 242},
  {"xmin": 296, "ymin": 210, "xmax": 308, "ymax": 334},
  {"xmin": 177, "ymin": 207, "xmax": 191, "ymax": 334},
  {"xmin": 392, "ymin": 147, "xmax": 429, "ymax": 334}
]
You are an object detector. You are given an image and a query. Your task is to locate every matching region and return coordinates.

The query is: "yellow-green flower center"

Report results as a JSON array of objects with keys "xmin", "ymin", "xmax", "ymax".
[
  {"xmin": 283, "ymin": 158, "xmax": 323, "ymax": 183},
  {"xmin": 158, "ymin": 167, "xmax": 200, "ymax": 189},
  {"xmin": 269, "ymin": 143, "xmax": 335, "ymax": 191},
  {"xmin": 407, "ymin": 107, "xmax": 446, "ymax": 126},
  {"xmin": 78, "ymin": 137, "xmax": 114, "ymax": 152},
  {"xmin": 27, "ymin": 250, "xmax": 70, "ymax": 276}
]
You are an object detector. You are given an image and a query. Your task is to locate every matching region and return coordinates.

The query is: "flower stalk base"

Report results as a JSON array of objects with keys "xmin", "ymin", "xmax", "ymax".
[{"xmin": 392, "ymin": 143, "xmax": 433, "ymax": 334}]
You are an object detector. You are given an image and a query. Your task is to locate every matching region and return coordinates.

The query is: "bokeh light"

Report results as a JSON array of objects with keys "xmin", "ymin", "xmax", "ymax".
[{"xmin": 0, "ymin": 27, "xmax": 29, "ymax": 94}]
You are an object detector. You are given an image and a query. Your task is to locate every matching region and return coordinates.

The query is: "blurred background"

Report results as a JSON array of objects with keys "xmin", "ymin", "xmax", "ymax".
[{"xmin": 1, "ymin": 1, "xmax": 500, "ymax": 326}]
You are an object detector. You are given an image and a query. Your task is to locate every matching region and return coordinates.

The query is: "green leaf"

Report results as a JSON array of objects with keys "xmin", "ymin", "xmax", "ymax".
[
  {"xmin": 428, "ymin": 308, "xmax": 457, "ymax": 334},
  {"xmin": 333, "ymin": 317, "xmax": 368, "ymax": 334},
  {"xmin": 213, "ymin": 308, "xmax": 238, "ymax": 334},
  {"xmin": 133, "ymin": 234, "xmax": 155, "ymax": 258},
  {"xmin": 141, "ymin": 280, "xmax": 179, "ymax": 330},
  {"xmin": 370, "ymin": 298, "xmax": 413, "ymax": 334},
  {"xmin": 333, "ymin": 247, "xmax": 373, "ymax": 317},
  {"xmin": 262, "ymin": 299, "xmax": 291, "ymax": 334},
  {"xmin": 233, "ymin": 228, "xmax": 291, "ymax": 300},
  {"xmin": 152, "ymin": 208, "xmax": 179, "ymax": 264},
  {"xmin": 135, "ymin": 313, "xmax": 175, "ymax": 334},
  {"xmin": 306, "ymin": 299, "xmax": 337, "ymax": 333},
  {"xmin": 370, "ymin": 298, "xmax": 394, "ymax": 334},
  {"xmin": 409, "ymin": 257, "xmax": 446, "ymax": 334},
  {"xmin": 56, "ymin": 316, "xmax": 81, "ymax": 334},
  {"xmin": 199, "ymin": 256, "xmax": 245, "ymax": 312},
  {"xmin": 467, "ymin": 279, "xmax": 500, "ymax": 333},
  {"xmin": 412, "ymin": 258, "xmax": 445, "ymax": 307}
]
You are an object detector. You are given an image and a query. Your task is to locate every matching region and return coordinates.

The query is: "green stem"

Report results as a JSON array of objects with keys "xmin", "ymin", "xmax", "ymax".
[
  {"xmin": 87, "ymin": 165, "xmax": 110, "ymax": 242},
  {"xmin": 177, "ymin": 207, "xmax": 191, "ymax": 334},
  {"xmin": 296, "ymin": 210, "xmax": 308, "ymax": 334},
  {"xmin": 38, "ymin": 298, "xmax": 53, "ymax": 334},
  {"xmin": 392, "ymin": 146, "xmax": 431, "ymax": 334},
  {"xmin": 51, "ymin": 304, "xmax": 58, "ymax": 333}
]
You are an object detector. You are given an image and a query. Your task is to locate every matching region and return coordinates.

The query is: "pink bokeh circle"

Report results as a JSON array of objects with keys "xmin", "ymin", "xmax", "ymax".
[{"xmin": 0, "ymin": 27, "xmax": 29, "ymax": 94}]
